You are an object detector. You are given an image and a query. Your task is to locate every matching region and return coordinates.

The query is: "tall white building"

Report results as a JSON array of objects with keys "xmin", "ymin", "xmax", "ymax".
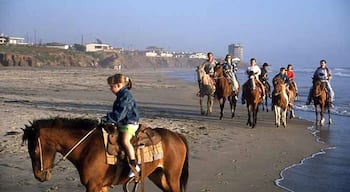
[{"xmin": 228, "ymin": 43, "xmax": 243, "ymax": 62}]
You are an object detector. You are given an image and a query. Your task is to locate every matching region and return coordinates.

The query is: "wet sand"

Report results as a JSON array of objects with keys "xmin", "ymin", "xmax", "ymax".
[{"xmin": 0, "ymin": 67, "xmax": 325, "ymax": 191}]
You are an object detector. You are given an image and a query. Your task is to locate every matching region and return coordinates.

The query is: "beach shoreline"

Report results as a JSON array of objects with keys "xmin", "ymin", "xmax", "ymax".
[{"xmin": 0, "ymin": 67, "xmax": 325, "ymax": 191}]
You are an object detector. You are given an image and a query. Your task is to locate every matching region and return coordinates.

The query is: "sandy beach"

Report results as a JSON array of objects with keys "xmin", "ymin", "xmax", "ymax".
[{"xmin": 0, "ymin": 67, "xmax": 325, "ymax": 192}]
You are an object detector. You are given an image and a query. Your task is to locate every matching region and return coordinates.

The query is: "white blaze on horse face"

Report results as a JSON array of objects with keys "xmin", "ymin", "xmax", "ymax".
[{"xmin": 250, "ymin": 76, "xmax": 256, "ymax": 89}]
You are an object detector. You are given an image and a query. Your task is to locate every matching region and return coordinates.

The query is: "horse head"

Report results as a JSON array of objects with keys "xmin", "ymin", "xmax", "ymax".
[
  {"xmin": 273, "ymin": 77, "xmax": 286, "ymax": 96},
  {"xmin": 246, "ymin": 71, "xmax": 257, "ymax": 90},
  {"xmin": 196, "ymin": 64, "xmax": 206, "ymax": 84},
  {"xmin": 214, "ymin": 64, "xmax": 224, "ymax": 77},
  {"xmin": 22, "ymin": 121, "xmax": 55, "ymax": 182},
  {"xmin": 313, "ymin": 79, "xmax": 325, "ymax": 97}
]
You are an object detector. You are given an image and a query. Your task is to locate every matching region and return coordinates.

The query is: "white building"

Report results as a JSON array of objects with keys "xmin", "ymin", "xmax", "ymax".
[
  {"xmin": 85, "ymin": 43, "xmax": 112, "ymax": 52},
  {"xmin": 0, "ymin": 35, "xmax": 26, "ymax": 45},
  {"xmin": 228, "ymin": 43, "xmax": 243, "ymax": 62},
  {"xmin": 160, "ymin": 52, "xmax": 173, "ymax": 57},
  {"xmin": 145, "ymin": 51, "xmax": 158, "ymax": 57},
  {"xmin": 189, "ymin": 52, "xmax": 207, "ymax": 59}
]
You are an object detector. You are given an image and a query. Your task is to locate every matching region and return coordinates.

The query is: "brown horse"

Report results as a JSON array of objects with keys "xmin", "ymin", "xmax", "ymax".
[
  {"xmin": 214, "ymin": 64, "xmax": 239, "ymax": 119},
  {"xmin": 312, "ymin": 79, "xmax": 332, "ymax": 126},
  {"xmin": 272, "ymin": 78, "xmax": 289, "ymax": 127},
  {"xmin": 196, "ymin": 64, "xmax": 215, "ymax": 115},
  {"xmin": 22, "ymin": 117, "xmax": 189, "ymax": 192},
  {"xmin": 287, "ymin": 81, "xmax": 297, "ymax": 119},
  {"xmin": 242, "ymin": 72, "xmax": 262, "ymax": 128}
]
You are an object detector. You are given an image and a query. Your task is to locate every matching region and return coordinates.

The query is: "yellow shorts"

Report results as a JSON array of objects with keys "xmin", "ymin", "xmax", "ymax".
[{"xmin": 119, "ymin": 124, "xmax": 139, "ymax": 136}]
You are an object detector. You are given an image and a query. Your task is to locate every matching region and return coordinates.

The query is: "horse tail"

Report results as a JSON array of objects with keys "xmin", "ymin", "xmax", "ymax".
[{"xmin": 177, "ymin": 133, "xmax": 189, "ymax": 192}]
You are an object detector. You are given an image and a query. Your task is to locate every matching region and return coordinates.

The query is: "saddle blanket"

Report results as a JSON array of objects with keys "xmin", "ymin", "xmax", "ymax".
[{"xmin": 102, "ymin": 128, "xmax": 163, "ymax": 165}]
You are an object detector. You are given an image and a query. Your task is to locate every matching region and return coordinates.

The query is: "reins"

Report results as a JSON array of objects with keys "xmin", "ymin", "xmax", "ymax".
[{"xmin": 37, "ymin": 127, "xmax": 97, "ymax": 173}]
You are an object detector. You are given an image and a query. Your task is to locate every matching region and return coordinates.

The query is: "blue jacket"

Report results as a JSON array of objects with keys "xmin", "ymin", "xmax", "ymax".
[
  {"xmin": 107, "ymin": 86, "xmax": 139, "ymax": 125},
  {"xmin": 273, "ymin": 73, "xmax": 290, "ymax": 86}
]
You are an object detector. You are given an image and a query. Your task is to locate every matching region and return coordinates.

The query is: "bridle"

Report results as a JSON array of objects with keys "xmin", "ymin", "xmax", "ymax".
[{"xmin": 36, "ymin": 127, "xmax": 97, "ymax": 173}]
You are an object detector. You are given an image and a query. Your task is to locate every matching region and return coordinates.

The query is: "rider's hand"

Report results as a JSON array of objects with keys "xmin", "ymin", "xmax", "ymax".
[{"xmin": 100, "ymin": 116, "xmax": 108, "ymax": 124}]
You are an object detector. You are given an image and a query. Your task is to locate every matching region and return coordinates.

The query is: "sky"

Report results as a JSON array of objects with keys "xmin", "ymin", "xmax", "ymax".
[{"xmin": 1, "ymin": 0, "xmax": 349, "ymax": 68}]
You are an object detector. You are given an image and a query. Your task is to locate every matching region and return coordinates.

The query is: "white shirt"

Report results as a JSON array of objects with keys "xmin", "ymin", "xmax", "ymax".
[{"xmin": 247, "ymin": 65, "xmax": 261, "ymax": 78}]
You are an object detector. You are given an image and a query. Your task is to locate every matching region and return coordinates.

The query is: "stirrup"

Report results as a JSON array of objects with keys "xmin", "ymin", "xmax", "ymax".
[{"xmin": 128, "ymin": 165, "xmax": 141, "ymax": 178}]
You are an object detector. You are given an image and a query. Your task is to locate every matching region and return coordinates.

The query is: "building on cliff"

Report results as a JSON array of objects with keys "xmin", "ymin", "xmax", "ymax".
[
  {"xmin": 86, "ymin": 43, "xmax": 113, "ymax": 52},
  {"xmin": 0, "ymin": 34, "xmax": 26, "ymax": 45}
]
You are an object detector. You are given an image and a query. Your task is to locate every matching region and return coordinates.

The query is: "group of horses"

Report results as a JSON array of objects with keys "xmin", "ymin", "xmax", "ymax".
[{"xmin": 196, "ymin": 64, "xmax": 332, "ymax": 128}]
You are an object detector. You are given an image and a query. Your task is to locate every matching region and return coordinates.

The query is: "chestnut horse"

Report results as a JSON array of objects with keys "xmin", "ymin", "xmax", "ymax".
[
  {"xmin": 196, "ymin": 64, "xmax": 215, "ymax": 115},
  {"xmin": 312, "ymin": 79, "xmax": 332, "ymax": 126},
  {"xmin": 287, "ymin": 81, "xmax": 297, "ymax": 119},
  {"xmin": 214, "ymin": 64, "xmax": 239, "ymax": 119},
  {"xmin": 242, "ymin": 72, "xmax": 262, "ymax": 128},
  {"xmin": 22, "ymin": 117, "xmax": 189, "ymax": 192},
  {"xmin": 272, "ymin": 78, "xmax": 289, "ymax": 127}
]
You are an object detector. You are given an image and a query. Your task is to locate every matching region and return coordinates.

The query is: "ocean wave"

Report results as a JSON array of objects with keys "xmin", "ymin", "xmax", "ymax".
[{"xmin": 294, "ymin": 104, "xmax": 350, "ymax": 117}]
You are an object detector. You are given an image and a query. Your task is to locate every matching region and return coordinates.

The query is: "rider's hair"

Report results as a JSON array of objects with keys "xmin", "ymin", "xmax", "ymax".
[
  {"xmin": 320, "ymin": 59, "xmax": 327, "ymax": 64},
  {"xmin": 107, "ymin": 74, "xmax": 132, "ymax": 89}
]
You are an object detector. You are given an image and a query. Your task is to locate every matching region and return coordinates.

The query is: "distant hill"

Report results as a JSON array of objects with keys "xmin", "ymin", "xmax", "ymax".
[{"xmin": 0, "ymin": 45, "xmax": 203, "ymax": 69}]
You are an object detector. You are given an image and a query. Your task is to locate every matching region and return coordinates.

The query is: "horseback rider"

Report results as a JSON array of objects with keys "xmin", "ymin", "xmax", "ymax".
[
  {"xmin": 306, "ymin": 59, "xmax": 335, "ymax": 107},
  {"xmin": 242, "ymin": 58, "xmax": 266, "ymax": 104},
  {"xmin": 272, "ymin": 67, "xmax": 290, "ymax": 97},
  {"xmin": 259, "ymin": 62, "xmax": 272, "ymax": 98},
  {"xmin": 198, "ymin": 52, "xmax": 218, "ymax": 94},
  {"xmin": 286, "ymin": 64, "xmax": 299, "ymax": 97},
  {"xmin": 202, "ymin": 52, "xmax": 218, "ymax": 79},
  {"xmin": 222, "ymin": 54, "xmax": 239, "ymax": 94},
  {"xmin": 102, "ymin": 74, "xmax": 141, "ymax": 178}
]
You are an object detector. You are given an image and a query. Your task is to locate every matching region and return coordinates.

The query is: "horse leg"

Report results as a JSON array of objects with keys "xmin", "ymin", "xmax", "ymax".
[
  {"xmin": 252, "ymin": 105, "xmax": 258, "ymax": 128},
  {"xmin": 232, "ymin": 95, "xmax": 237, "ymax": 118},
  {"xmin": 219, "ymin": 98, "xmax": 225, "ymax": 120},
  {"xmin": 328, "ymin": 107, "xmax": 332, "ymax": 124},
  {"xmin": 274, "ymin": 106, "xmax": 280, "ymax": 127},
  {"xmin": 148, "ymin": 169, "xmax": 171, "ymax": 191},
  {"xmin": 282, "ymin": 109, "xmax": 287, "ymax": 128},
  {"xmin": 314, "ymin": 104, "xmax": 319, "ymax": 125},
  {"xmin": 207, "ymin": 95, "xmax": 213, "ymax": 115},
  {"xmin": 229, "ymin": 96, "xmax": 235, "ymax": 118},
  {"xmin": 320, "ymin": 105, "xmax": 325, "ymax": 126},
  {"xmin": 247, "ymin": 105, "xmax": 252, "ymax": 127},
  {"xmin": 200, "ymin": 97, "xmax": 205, "ymax": 115}
]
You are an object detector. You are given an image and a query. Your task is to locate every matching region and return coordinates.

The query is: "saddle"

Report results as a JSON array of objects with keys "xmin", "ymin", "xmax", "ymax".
[{"xmin": 102, "ymin": 123, "xmax": 163, "ymax": 165}]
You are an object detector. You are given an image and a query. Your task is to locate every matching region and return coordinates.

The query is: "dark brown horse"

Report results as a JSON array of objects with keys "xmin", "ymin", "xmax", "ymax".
[
  {"xmin": 272, "ymin": 78, "xmax": 289, "ymax": 127},
  {"xmin": 312, "ymin": 79, "xmax": 332, "ymax": 126},
  {"xmin": 242, "ymin": 73, "xmax": 262, "ymax": 128},
  {"xmin": 214, "ymin": 64, "xmax": 239, "ymax": 119},
  {"xmin": 22, "ymin": 117, "xmax": 189, "ymax": 192},
  {"xmin": 260, "ymin": 79, "xmax": 271, "ymax": 112}
]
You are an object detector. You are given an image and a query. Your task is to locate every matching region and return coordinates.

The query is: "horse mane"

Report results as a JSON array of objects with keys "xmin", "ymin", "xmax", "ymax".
[{"xmin": 22, "ymin": 117, "xmax": 98, "ymax": 142}]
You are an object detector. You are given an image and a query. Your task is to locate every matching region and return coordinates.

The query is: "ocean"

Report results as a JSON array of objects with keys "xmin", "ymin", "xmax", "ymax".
[{"xmin": 168, "ymin": 66, "xmax": 350, "ymax": 192}]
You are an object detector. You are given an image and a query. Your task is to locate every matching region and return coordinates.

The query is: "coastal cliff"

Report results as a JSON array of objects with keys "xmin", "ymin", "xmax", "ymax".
[{"xmin": 0, "ymin": 45, "xmax": 203, "ymax": 69}]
